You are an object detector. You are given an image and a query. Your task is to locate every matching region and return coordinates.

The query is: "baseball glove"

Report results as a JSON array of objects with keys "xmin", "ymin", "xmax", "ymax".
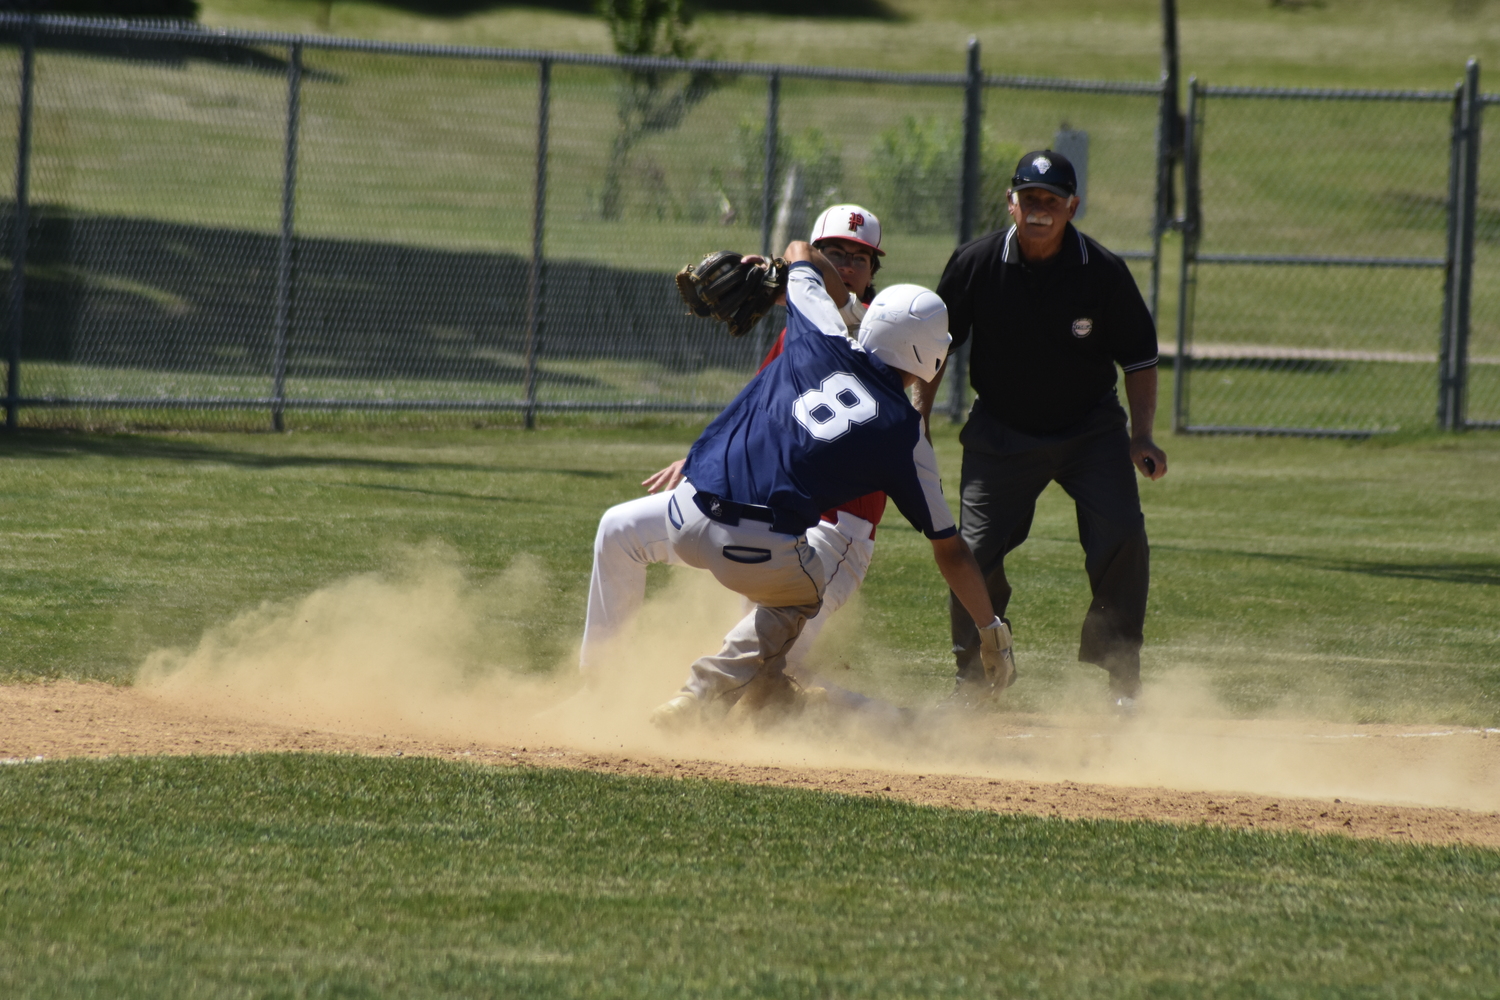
[
  {"xmin": 674, "ymin": 250, "xmax": 788, "ymax": 338},
  {"xmin": 978, "ymin": 618, "xmax": 1017, "ymax": 692}
]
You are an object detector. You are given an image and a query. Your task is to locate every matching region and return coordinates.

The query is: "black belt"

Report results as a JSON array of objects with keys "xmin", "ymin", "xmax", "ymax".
[{"xmin": 691, "ymin": 491, "xmax": 811, "ymax": 536}]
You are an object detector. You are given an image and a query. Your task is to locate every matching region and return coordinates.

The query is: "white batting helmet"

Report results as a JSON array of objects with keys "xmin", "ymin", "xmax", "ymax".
[
  {"xmin": 857, "ymin": 284, "xmax": 950, "ymax": 381},
  {"xmin": 809, "ymin": 204, "xmax": 884, "ymax": 256}
]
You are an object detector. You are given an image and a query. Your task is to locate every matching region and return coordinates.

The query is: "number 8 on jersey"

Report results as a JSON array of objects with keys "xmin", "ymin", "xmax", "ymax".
[{"xmin": 792, "ymin": 372, "xmax": 880, "ymax": 442}]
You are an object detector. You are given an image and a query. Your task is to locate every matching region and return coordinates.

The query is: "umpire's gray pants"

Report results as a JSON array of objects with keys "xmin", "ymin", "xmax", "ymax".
[
  {"xmin": 949, "ymin": 397, "xmax": 1150, "ymax": 696},
  {"xmin": 666, "ymin": 480, "xmax": 853, "ymax": 705}
]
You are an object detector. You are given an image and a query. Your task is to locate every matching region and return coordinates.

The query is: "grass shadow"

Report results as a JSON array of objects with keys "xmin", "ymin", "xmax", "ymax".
[
  {"xmin": 368, "ymin": 0, "xmax": 902, "ymax": 19},
  {"xmin": 1155, "ymin": 542, "xmax": 1500, "ymax": 587},
  {"xmin": 3, "ymin": 204, "xmax": 760, "ymax": 383},
  {"xmin": 2, "ymin": 29, "xmax": 343, "ymax": 81},
  {"xmin": 0, "ymin": 429, "xmax": 617, "ymax": 477},
  {"xmin": 1306, "ymin": 557, "xmax": 1500, "ymax": 587},
  {"xmin": 1384, "ymin": 189, "xmax": 1500, "ymax": 246},
  {"xmin": 324, "ymin": 481, "xmax": 547, "ymax": 501}
]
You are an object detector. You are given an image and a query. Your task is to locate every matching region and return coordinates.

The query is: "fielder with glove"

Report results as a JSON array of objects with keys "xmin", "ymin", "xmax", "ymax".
[
  {"xmin": 577, "ymin": 208, "xmax": 1007, "ymax": 723},
  {"xmin": 650, "ymin": 240, "xmax": 1012, "ymax": 729}
]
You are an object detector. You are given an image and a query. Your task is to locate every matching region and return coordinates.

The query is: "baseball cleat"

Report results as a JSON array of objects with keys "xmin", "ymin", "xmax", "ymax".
[
  {"xmin": 796, "ymin": 683, "xmax": 830, "ymax": 711},
  {"xmin": 1108, "ymin": 673, "xmax": 1140, "ymax": 718},
  {"xmin": 726, "ymin": 674, "xmax": 828, "ymax": 728},
  {"xmin": 650, "ymin": 693, "xmax": 701, "ymax": 731}
]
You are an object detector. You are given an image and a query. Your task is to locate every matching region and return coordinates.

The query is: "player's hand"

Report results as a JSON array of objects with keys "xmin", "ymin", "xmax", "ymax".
[
  {"xmin": 739, "ymin": 254, "xmax": 789, "ymax": 306},
  {"xmin": 1131, "ymin": 438, "xmax": 1167, "ymax": 481},
  {"xmin": 642, "ymin": 458, "xmax": 687, "ymax": 494}
]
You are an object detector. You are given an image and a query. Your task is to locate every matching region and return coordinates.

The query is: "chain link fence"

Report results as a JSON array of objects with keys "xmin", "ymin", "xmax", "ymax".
[
  {"xmin": 0, "ymin": 15, "xmax": 1169, "ymax": 431},
  {"xmin": 0, "ymin": 15, "xmax": 1490, "ymax": 435},
  {"xmin": 1172, "ymin": 71, "xmax": 1495, "ymax": 436}
]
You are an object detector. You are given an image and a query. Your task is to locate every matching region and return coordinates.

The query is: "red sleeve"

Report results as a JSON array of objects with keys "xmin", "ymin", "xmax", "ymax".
[
  {"xmin": 756, "ymin": 329, "xmax": 788, "ymax": 373},
  {"xmin": 820, "ymin": 492, "xmax": 887, "ymax": 538}
]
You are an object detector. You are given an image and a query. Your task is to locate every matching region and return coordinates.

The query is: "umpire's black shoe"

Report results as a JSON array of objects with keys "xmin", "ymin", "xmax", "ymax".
[
  {"xmin": 1108, "ymin": 673, "xmax": 1141, "ymax": 717},
  {"xmin": 943, "ymin": 676, "xmax": 990, "ymax": 710},
  {"xmin": 945, "ymin": 673, "xmax": 1019, "ymax": 714}
]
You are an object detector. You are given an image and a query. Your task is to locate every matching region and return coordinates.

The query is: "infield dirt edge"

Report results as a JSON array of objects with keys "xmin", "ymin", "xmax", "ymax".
[{"xmin": 5, "ymin": 680, "xmax": 1498, "ymax": 848}]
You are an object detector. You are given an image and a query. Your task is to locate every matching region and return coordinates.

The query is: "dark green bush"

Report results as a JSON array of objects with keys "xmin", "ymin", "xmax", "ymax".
[
  {"xmin": 865, "ymin": 115, "xmax": 1018, "ymax": 235},
  {"xmin": 717, "ymin": 119, "xmax": 845, "ymax": 228}
]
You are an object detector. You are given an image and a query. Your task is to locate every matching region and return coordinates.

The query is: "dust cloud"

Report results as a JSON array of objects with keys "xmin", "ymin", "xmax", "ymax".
[{"xmin": 137, "ymin": 550, "xmax": 1499, "ymax": 813}]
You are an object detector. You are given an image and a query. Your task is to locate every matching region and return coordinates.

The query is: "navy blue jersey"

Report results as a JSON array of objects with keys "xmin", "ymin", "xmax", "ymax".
[{"xmin": 683, "ymin": 262, "xmax": 956, "ymax": 539}]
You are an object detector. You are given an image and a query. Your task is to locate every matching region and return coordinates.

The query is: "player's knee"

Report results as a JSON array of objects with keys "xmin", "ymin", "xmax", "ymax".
[
  {"xmin": 594, "ymin": 501, "xmax": 660, "ymax": 564},
  {"xmin": 593, "ymin": 503, "xmax": 633, "ymax": 551}
]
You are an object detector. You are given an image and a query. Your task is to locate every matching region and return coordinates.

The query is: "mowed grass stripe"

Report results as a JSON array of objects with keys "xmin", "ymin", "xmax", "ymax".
[{"xmin": 1, "ymin": 754, "xmax": 1497, "ymax": 998}]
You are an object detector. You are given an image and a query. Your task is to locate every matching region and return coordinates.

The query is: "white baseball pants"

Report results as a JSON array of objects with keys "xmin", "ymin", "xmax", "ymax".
[
  {"xmin": 580, "ymin": 483, "xmax": 875, "ymax": 703},
  {"xmin": 664, "ymin": 480, "xmax": 869, "ymax": 704}
]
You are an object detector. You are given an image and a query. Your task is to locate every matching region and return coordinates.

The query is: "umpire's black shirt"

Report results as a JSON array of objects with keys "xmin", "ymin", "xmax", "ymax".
[{"xmin": 937, "ymin": 223, "xmax": 1159, "ymax": 436}]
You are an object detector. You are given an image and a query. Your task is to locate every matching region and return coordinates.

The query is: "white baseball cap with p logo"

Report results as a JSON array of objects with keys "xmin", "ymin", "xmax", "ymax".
[{"xmin": 809, "ymin": 204, "xmax": 885, "ymax": 256}]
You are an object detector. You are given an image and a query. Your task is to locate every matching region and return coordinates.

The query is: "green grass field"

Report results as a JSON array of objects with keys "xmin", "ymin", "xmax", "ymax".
[
  {"xmin": 3, "ymin": 755, "xmax": 1499, "ymax": 998},
  {"xmin": 198, "ymin": 1, "xmax": 1500, "ymax": 89},
  {"xmin": 2, "ymin": 418, "xmax": 1497, "ymax": 725}
]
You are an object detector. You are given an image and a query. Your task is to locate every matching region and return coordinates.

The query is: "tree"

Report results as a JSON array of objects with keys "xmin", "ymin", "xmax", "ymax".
[{"xmin": 597, "ymin": 0, "xmax": 720, "ymax": 221}]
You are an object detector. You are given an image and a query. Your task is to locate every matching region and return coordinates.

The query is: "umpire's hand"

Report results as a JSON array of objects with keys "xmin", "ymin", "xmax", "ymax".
[{"xmin": 1131, "ymin": 437, "xmax": 1168, "ymax": 481}]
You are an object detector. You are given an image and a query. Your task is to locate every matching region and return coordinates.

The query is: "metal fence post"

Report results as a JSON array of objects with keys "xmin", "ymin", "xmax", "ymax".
[
  {"xmin": 6, "ymin": 17, "xmax": 35, "ymax": 432},
  {"xmin": 1150, "ymin": 0, "xmax": 1181, "ymax": 322},
  {"xmin": 958, "ymin": 38, "xmax": 981, "ymax": 246},
  {"xmin": 760, "ymin": 72, "xmax": 779, "ymax": 256},
  {"xmin": 523, "ymin": 58, "xmax": 551, "ymax": 431},
  {"xmin": 1172, "ymin": 77, "xmax": 1200, "ymax": 434},
  {"xmin": 1451, "ymin": 60, "xmax": 1481, "ymax": 430},
  {"xmin": 272, "ymin": 41, "xmax": 302, "ymax": 433},
  {"xmin": 947, "ymin": 37, "xmax": 982, "ymax": 424},
  {"xmin": 1438, "ymin": 61, "xmax": 1481, "ymax": 432},
  {"xmin": 1438, "ymin": 81, "xmax": 1464, "ymax": 430}
]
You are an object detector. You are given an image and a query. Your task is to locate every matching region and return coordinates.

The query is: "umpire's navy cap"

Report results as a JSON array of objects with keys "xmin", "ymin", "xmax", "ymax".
[{"xmin": 1011, "ymin": 150, "xmax": 1077, "ymax": 198}]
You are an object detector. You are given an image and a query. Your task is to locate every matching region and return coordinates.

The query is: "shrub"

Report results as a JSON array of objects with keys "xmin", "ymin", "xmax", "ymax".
[
  {"xmin": 865, "ymin": 115, "xmax": 1019, "ymax": 235},
  {"xmin": 718, "ymin": 119, "xmax": 845, "ymax": 228}
]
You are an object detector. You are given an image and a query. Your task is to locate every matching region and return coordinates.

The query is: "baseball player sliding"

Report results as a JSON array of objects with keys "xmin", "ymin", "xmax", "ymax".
[
  {"xmin": 580, "ymin": 206, "xmax": 896, "ymax": 712},
  {"xmin": 651, "ymin": 241, "xmax": 1013, "ymax": 727}
]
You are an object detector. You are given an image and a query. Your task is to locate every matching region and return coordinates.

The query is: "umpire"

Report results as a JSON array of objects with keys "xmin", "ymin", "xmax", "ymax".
[{"xmin": 925, "ymin": 150, "xmax": 1167, "ymax": 710}]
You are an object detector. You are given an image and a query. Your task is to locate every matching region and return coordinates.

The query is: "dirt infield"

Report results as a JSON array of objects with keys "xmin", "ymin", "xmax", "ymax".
[{"xmin": 4, "ymin": 681, "xmax": 1498, "ymax": 849}]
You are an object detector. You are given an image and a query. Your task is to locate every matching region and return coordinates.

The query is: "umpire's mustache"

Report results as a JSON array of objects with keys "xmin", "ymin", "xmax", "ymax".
[{"xmin": 1024, "ymin": 212, "xmax": 1054, "ymax": 226}]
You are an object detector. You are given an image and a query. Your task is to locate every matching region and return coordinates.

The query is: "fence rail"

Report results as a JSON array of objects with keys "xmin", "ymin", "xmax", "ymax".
[{"xmin": 1201, "ymin": 84, "xmax": 1455, "ymax": 102}]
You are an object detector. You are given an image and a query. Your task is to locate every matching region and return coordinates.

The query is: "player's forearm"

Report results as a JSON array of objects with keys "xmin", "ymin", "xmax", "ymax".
[
  {"xmin": 782, "ymin": 241, "xmax": 848, "ymax": 307},
  {"xmin": 1123, "ymin": 367, "xmax": 1158, "ymax": 442},
  {"xmin": 913, "ymin": 365, "xmax": 945, "ymax": 421},
  {"xmin": 931, "ymin": 535, "xmax": 995, "ymax": 625}
]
